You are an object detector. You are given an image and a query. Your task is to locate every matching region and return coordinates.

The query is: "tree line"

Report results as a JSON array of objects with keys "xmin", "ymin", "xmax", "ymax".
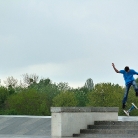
[{"xmin": 0, "ymin": 74, "xmax": 138, "ymax": 116}]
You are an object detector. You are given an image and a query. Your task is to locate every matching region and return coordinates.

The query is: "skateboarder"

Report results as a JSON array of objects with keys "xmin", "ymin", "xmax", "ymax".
[{"xmin": 112, "ymin": 63, "xmax": 138, "ymax": 109}]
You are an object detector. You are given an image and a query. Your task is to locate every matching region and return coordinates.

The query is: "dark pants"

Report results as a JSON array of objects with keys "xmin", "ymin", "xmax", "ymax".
[{"xmin": 122, "ymin": 80, "xmax": 138, "ymax": 104}]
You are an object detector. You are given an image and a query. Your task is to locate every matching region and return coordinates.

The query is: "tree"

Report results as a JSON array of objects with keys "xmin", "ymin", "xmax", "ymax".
[
  {"xmin": 5, "ymin": 89, "xmax": 49, "ymax": 115},
  {"xmin": 87, "ymin": 83, "xmax": 124, "ymax": 115},
  {"xmin": 28, "ymin": 78, "xmax": 61, "ymax": 114},
  {"xmin": 3, "ymin": 76, "xmax": 18, "ymax": 88},
  {"xmin": 84, "ymin": 78, "xmax": 94, "ymax": 91},
  {"xmin": 0, "ymin": 87, "xmax": 9, "ymax": 109},
  {"xmin": 57, "ymin": 82, "xmax": 71, "ymax": 91},
  {"xmin": 22, "ymin": 73, "xmax": 39, "ymax": 87},
  {"xmin": 73, "ymin": 87, "xmax": 90, "ymax": 106},
  {"xmin": 53, "ymin": 91, "xmax": 78, "ymax": 107}
]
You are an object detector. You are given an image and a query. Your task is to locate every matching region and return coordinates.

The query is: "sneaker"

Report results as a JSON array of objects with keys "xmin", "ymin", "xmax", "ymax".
[
  {"xmin": 132, "ymin": 103, "xmax": 138, "ymax": 109},
  {"xmin": 123, "ymin": 110, "xmax": 129, "ymax": 116},
  {"xmin": 136, "ymin": 92, "xmax": 138, "ymax": 97},
  {"xmin": 122, "ymin": 103, "xmax": 126, "ymax": 109}
]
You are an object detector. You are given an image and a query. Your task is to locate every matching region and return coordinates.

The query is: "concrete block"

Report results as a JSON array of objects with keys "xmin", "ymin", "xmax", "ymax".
[{"xmin": 51, "ymin": 107, "xmax": 119, "ymax": 137}]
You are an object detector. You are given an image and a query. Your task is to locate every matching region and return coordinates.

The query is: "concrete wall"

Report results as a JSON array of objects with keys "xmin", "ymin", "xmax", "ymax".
[{"xmin": 51, "ymin": 107, "xmax": 119, "ymax": 137}]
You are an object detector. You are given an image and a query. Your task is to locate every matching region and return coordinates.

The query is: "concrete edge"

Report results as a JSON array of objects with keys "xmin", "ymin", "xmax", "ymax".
[
  {"xmin": 51, "ymin": 107, "xmax": 119, "ymax": 113},
  {"xmin": 0, "ymin": 115, "xmax": 51, "ymax": 118}
]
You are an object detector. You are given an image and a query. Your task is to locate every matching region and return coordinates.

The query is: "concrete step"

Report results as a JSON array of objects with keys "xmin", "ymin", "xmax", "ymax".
[
  {"xmin": 73, "ymin": 121, "xmax": 138, "ymax": 137},
  {"xmin": 88, "ymin": 125, "xmax": 138, "ymax": 129},
  {"xmin": 79, "ymin": 134, "xmax": 138, "ymax": 138},
  {"xmin": 94, "ymin": 121, "xmax": 138, "ymax": 125},
  {"xmin": 80, "ymin": 129, "xmax": 138, "ymax": 134}
]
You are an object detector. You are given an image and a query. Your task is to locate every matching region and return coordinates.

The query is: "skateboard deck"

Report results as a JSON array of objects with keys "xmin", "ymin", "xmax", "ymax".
[{"xmin": 132, "ymin": 103, "xmax": 138, "ymax": 109}]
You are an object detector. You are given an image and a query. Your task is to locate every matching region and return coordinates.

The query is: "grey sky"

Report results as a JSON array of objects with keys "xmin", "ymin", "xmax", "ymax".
[{"xmin": 1, "ymin": 0, "xmax": 138, "ymax": 88}]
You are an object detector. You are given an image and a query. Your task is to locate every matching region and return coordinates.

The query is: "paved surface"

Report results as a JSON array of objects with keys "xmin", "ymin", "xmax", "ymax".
[
  {"xmin": 118, "ymin": 116, "xmax": 138, "ymax": 121},
  {"xmin": 0, "ymin": 135, "xmax": 50, "ymax": 138},
  {"xmin": 0, "ymin": 115, "xmax": 51, "ymax": 138},
  {"xmin": 0, "ymin": 115, "xmax": 138, "ymax": 138}
]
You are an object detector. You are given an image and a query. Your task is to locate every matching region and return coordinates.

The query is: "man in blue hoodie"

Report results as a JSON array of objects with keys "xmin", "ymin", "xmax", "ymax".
[{"xmin": 112, "ymin": 63, "xmax": 138, "ymax": 109}]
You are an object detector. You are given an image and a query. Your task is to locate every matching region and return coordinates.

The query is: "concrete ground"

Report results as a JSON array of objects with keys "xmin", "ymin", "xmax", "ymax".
[
  {"xmin": 0, "ymin": 115, "xmax": 51, "ymax": 138},
  {"xmin": 0, "ymin": 115, "xmax": 138, "ymax": 138},
  {"xmin": 118, "ymin": 116, "xmax": 138, "ymax": 121}
]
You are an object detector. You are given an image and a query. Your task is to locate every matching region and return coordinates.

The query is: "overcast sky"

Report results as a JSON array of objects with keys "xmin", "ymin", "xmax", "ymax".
[{"xmin": 1, "ymin": 0, "xmax": 138, "ymax": 88}]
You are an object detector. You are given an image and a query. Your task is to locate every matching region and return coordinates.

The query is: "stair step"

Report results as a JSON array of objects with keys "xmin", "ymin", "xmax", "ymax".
[
  {"xmin": 80, "ymin": 129, "xmax": 138, "ymax": 134},
  {"xmin": 78, "ymin": 134, "xmax": 138, "ymax": 138},
  {"xmin": 88, "ymin": 125, "xmax": 138, "ymax": 129},
  {"xmin": 73, "ymin": 121, "xmax": 138, "ymax": 137},
  {"xmin": 94, "ymin": 121, "xmax": 138, "ymax": 125}
]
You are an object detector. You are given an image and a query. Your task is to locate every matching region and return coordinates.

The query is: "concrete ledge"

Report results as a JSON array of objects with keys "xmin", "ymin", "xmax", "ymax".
[
  {"xmin": 51, "ymin": 107, "xmax": 119, "ymax": 137},
  {"xmin": 51, "ymin": 107, "xmax": 119, "ymax": 112}
]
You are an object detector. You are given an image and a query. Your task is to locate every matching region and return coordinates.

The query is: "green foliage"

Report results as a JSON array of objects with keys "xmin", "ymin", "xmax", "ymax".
[
  {"xmin": 29, "ymin": 78, "xmax": 60, "ymax": 98},
  {"xmin": 87, "ymin": 83, "xmax": 124, "ymax": 115},
  {"xmin": 73, "ymin": 87, "xmax": 90, "ymax": 106},
  {"xmin": 5, "ymin": 89, "xmax": 49, "ymax": 115},
  {"xmin": 29, "ymin": 79, "xmax": 61, "ymax": 111},
  {"xmin": 124, "ymin": 86, "xmax": 138, "ymax": 116},
  {"xmin": 14, "ymin": 86, "xmax": 26, "ymax": 93},
  {"xmin": 53, "ymin": 91, "xmax": 78, "ymax": 107},
  {"xmin": 1, "ymin": 75, "xmax": 138, "ymax": 116},
  {"xmin": 8, "ymin": 85, "xmax": 15, "ymax": 95},
  {"xmin": 57, "ymin": 82, "xmax": 71, "ymax": 91},
  {"xmin": 2, "ymin": 109, "xmax": 18, "ymax": 115},
  {"xmin": 135, "ymin": 78, "xmax": 138, "ymax": 83},
  {"xmin": 0, "ymin": 86, "xmax": 9, "ymax": 108}
]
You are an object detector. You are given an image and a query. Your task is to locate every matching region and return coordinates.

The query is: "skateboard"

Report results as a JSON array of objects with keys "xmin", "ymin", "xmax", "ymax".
[{"xmin": 123, "ymin": 103, "xmax": 138, "ymax": 116}]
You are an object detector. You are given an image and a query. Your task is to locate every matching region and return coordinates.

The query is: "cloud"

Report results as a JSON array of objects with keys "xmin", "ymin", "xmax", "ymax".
[{"xmin": 0, "ymin": 0, "xmax": 138, "ymax": 88}]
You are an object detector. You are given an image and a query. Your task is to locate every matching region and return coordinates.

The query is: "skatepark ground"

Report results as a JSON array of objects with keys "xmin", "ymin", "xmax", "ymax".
[{"xmin": 0, "ymin": 116, "xmax": 138, "ymax": 138}]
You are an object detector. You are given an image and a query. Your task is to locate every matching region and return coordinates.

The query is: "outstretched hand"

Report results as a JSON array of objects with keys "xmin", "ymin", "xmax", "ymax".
[
  {"xmin": 112, "ymin": 63, "xmax": 115, "ymax": 67},
  {"xmin": 112, "ymin": 63, "xmax": 119, "ymax": 73}
]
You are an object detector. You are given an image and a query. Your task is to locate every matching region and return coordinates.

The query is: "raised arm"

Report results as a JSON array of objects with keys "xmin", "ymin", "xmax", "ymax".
[
  {"xmin": 133, "ymin": 70, "xmax": 138, "ymax": 75},
  {"xmin": 112, "ymin": 63, "xmax": 120, "ymax": 73}
]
